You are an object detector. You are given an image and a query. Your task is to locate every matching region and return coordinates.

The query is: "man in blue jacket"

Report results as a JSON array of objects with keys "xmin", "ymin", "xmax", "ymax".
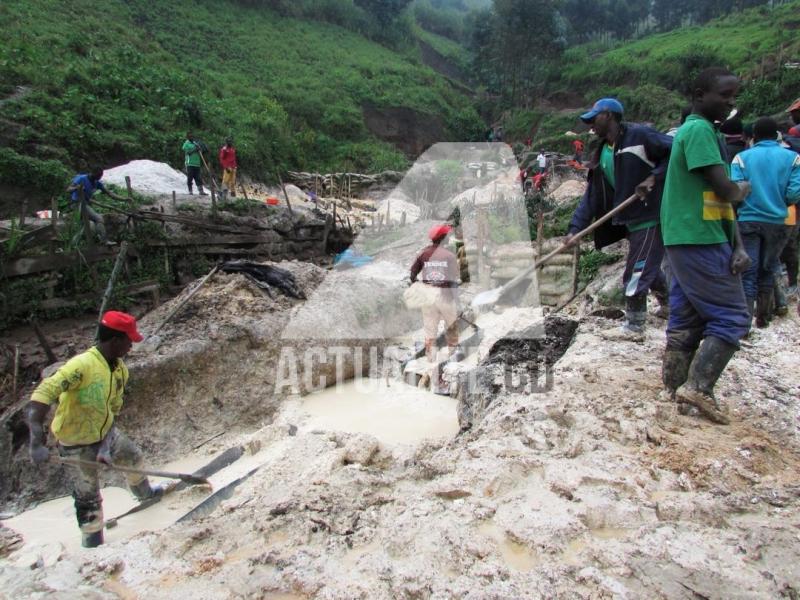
[
  {"xmin": 567, "ymin": 98, "xmax": 673, "ymax": 341},
  {"xmin": 731, "ymin": 117, "xmax": 800, "ymax": 326}
]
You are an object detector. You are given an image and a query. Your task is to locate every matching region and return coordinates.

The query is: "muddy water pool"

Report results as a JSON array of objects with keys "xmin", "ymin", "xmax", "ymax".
[{"xmin": 299, "ymin": 378, "xmax": 459, "ymax": 444}]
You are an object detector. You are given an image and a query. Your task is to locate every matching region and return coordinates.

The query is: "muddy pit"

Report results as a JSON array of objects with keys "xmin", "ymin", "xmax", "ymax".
[{"xmin": 2, "ymin": 249, "xmax": 800, "ymax": 598}]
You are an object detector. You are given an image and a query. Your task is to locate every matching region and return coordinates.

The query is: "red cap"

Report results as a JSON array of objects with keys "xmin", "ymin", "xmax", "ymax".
[
  {"xmin": 100, "ymin": 311, "xmax": 143, "ymax": 342},
  {"xmin": 428, "ymin": 224, "xmax": 452, "ymax": 241},
  {"xmin": 787, "ymin": 98, "xmax": 800, "ymax": 113}
]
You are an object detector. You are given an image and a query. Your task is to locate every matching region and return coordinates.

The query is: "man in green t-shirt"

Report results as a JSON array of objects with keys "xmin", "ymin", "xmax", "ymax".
[
  {"xmin": 660, "ymin": 67, "xmax": 752, "ymax": 425},
  {"xmin": 182, "ymin": 131, "xmax": 207, "ymax": 196}
]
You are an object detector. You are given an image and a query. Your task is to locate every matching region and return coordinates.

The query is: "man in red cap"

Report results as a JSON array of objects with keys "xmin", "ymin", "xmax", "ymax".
[
  {"xmin": 26, "ymin": 310, "xmax": 162, "ymax": 548},
  {"xmin": 410, "ymin": 224, "xmax": 462, "ymax": 368}
]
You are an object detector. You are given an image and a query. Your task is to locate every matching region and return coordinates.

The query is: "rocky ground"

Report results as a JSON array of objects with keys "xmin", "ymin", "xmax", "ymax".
[{"xmin": 2, "ymin": 249, "xmax": 799, "ymax": 598}]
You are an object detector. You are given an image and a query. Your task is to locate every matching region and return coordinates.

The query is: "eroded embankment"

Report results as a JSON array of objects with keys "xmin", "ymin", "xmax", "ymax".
[
  {"xmin": 3, "ymin": 256, "xmax": 800, "ymax": 599},
  {"xmin": 0, "ymin": 257, "xmax": 420, "ymax": 511}
]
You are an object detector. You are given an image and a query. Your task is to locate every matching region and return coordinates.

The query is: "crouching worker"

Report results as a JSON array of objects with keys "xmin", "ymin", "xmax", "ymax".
[
  {"xmin": 26, "ymin": 311, "xmax": 162, "ymax": 548},
  {"xmin": 410, "ymin": 224, "xmax": 461, "ymax": 363}
]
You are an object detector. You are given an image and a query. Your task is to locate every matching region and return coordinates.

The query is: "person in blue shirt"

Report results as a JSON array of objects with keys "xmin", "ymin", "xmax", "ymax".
[
  {"xmin": 66, "ymin": 168, "xmax": 126, "ymax": 244},
  {"xmin": 731, "ymin": 117, "xmax": 800, "ymax": 327}
]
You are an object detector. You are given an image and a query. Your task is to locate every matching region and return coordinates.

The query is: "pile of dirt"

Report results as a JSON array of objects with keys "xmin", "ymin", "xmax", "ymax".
[
  {"xmin": 549, "ymin": 179, "xmax": 586, "ymax": 206},
  {"xmin": 484, "ymin": 316, "xmax": 579, "ymax": 367},
  {"xmin": 103, "ymin": 160, "xmax": 188, "ymax": 196}
]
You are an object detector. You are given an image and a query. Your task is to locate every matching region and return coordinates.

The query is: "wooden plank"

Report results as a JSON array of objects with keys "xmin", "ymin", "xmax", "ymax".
[
  {"xmin": 31, "ymin": 279, "xmax": 161, "ymax": 313},
  {"xmin": 143, "ymin": 234, "xmax": 287, "ymax": 248},
  {"xmin": 134, "ymin": 211, "xmax": 251, "ymax": 233},
  {"xmin": 2, "ymin": 247, "xmax": 125, "ymax": 277}
]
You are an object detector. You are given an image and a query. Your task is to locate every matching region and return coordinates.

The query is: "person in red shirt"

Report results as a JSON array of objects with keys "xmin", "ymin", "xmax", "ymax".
[
  {"xmin": 410, "ymin": 225, "xmax": 461, "ymax": 363},
  {"xmin": 218, "ymin": 139, "xmax": 238, "ymax": 200},
  {"xmin": 572, "ymin": 138, "xmax": 585, "ymax": 164}
]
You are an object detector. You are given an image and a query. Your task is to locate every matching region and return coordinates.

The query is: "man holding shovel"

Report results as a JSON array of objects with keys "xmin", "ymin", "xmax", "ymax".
[
  {"xmin": 566, "ymin": 98, "xmax": 673, "ymax": 341},
  {"xmin": 182, "ymin": 131, "xmax": 208, "ymax": 196},
  {"xmin": 26, "ymin": 311, "xmax": 163, "ymax": 548}
]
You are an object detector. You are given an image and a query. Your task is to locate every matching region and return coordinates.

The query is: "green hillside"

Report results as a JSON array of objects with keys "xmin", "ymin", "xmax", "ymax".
[
  {"xmin": 502, "ymin": 1, "xmax": 800, "ymax": 149},
  {"xmin": 0, "ymin": 0, "xmax": 483, "ymax": 201}
]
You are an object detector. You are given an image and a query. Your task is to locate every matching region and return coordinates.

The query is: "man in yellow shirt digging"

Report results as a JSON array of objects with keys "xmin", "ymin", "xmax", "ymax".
[{"xmin": 26, "ymin": 311, "xmax": 162, "ymax": 548}]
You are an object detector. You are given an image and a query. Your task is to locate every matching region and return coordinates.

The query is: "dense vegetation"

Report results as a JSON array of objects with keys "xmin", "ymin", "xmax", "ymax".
[
  {"xmin": 484, "ymin": 1, "xmax": 800, "ymax": 151},
  {"xmin": 0, "ymin": 0, "xmax": 483, "ymax": 198}
]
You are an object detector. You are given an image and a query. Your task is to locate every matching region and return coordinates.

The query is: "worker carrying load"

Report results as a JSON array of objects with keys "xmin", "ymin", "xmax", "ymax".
[
  {"xmin": 408, "ymin": 224, "xmax": 462, "ymax": 367},
  {"xmin": 26, "ymin": 311, "xmax": 163, "ymax": 548}
]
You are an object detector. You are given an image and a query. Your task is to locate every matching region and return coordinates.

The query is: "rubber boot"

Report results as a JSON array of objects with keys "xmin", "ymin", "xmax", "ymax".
[
  {"xmin": 130, "ymin": 478, "xmax": 164, "ymax": 502},
  {"xmin": 198, "ymin": 185, "xmax": 208, "ymax": 197},
  {"xmin": 221, "ymin": 188, "xmax": 228, "ymax": 203},
  {"xmin": 755, "ymin": 289, "xmax": 773, "ymax": 328},
  {"xmin": 82, "ymin": 530, "xmax": 104, "ymax": 548},
  {"xmin": 187, "ymin": 184, "xmax": 193, "ymax": 195},
  {"xmin": 675, "ymin": 336, "xmax": 737, "ymax": 425},
  {"xmin": 600, "ymin": 295, "xmax": 646, "ymax": 342},
  {"xmin": 774, "ymin": 281, "xmax": 788, "ymax": 316},
  {"xmin": 661, "ymin": 349, "xmax": 694, "ymax": 401}
]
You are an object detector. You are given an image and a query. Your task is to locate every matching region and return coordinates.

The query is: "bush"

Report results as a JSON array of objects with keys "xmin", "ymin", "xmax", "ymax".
[{"xmin": 0, "ymin": 148, "xmax": 69, "ymax": 194}]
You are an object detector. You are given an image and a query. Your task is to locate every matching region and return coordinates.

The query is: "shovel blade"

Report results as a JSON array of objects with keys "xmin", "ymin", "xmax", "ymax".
[{"xmin": 471, "ymin": 288, "xmax": 500, "ymax": 309}]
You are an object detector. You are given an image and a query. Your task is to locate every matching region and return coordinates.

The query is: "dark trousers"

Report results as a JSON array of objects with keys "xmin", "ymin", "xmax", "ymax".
[
  {"xmin": 665, "ymin": 243, "xmax": 750, "ymax": 350},
  {"xmin": 186, "ymin": 165, "xmax": 203, "ymax": 191},
  {"xmin": 739, "ymin": 221, "xmax": 789, "ymax": 300},
  {"xmin": 624, "ymin": 224, "xmax": 668, "ymax": 301},
  {"xmin": 780, "ymin": 223, "xmax": 799, "ymax": 287}
]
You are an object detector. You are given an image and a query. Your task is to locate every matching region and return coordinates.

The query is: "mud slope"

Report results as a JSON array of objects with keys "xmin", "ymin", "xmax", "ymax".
[{"xmin": 3, "ymin": 275, "xmax": 799, "ymax": 598}]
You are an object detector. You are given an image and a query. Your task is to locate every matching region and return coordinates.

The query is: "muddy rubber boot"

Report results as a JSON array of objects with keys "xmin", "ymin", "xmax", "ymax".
[
  {"xmin": 661, "ymin": 349, "xmax": 694, "ymax": 401},
  {"xmin": 675, "ymin": 336, "xmax": 737, "ymax": 425},
  {"xmin": 774, "ymin": 282, "xmax": 788, "ymax": 316},
  {"xmin": 600, "ymin": 295, "xmax": 646, "ymax": 342},
  {"xmin": 82, "ymin": 530, "xmax": 104, "ymax": 548},
  {"xmin": 755, "ymin": 289, "xmax": 773, "ymax": 328},
  {"xmin": 130, "ymin": 478, "xmax": 164, "ymax": 502}
]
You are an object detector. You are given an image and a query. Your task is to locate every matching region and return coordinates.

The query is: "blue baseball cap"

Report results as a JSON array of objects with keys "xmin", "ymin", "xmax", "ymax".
[{"xmin": 580, "ymin": 98, "xmax": 624, "ymax": 123}]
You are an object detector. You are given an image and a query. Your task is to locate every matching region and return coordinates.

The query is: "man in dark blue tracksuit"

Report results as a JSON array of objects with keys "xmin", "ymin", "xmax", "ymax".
[{"xmin": 567, "ymin": 98, "xmax": 673, "ymax": 341}]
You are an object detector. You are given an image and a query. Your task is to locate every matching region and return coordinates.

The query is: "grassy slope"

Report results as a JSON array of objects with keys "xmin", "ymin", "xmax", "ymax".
[
  {"xmin": 0, "ymin": 0, "xmax": 482, "ymax": 195},
  {"xmin": 505, "ymin": 1, "xmax": 800, "ymax": 150}
]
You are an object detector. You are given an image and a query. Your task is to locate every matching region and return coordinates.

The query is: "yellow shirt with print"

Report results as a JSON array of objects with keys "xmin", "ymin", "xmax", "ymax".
[{"xmin": 30, "ymin": 347, "xmax": 128, "ymax": 446}]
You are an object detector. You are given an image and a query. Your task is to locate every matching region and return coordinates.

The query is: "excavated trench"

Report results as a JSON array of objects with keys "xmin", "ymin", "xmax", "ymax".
[{"xmin": 1, "ymin": 254, "xmax": 475, "ymax": 551}]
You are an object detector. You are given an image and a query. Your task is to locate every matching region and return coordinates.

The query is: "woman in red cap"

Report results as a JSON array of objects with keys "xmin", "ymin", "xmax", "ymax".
[
  {"xmin": 410, "ymin": 224, "xmax": 462, "ymax": 370},
  {"xmin": 26, "ymin": 310, "xmax": 162, "ymax": 548}
]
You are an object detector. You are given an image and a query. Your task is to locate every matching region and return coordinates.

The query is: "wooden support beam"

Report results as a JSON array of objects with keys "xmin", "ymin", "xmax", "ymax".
[
  {"xmin": 31, "ymin": 320, "xmax": 58, "ymax": 365},
  {"xmin": 96, "ymin": 241, "xmax": 129, "ymax": 340},
  {"xmin": 2, "ymin": 246, "xmax": 131, "ymax": 277}
]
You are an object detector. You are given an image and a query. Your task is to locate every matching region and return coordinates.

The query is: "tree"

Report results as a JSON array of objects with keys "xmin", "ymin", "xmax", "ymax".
[{"xmin": 355, "ymin": 0, "xmax": 414, "ymax": 27}]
